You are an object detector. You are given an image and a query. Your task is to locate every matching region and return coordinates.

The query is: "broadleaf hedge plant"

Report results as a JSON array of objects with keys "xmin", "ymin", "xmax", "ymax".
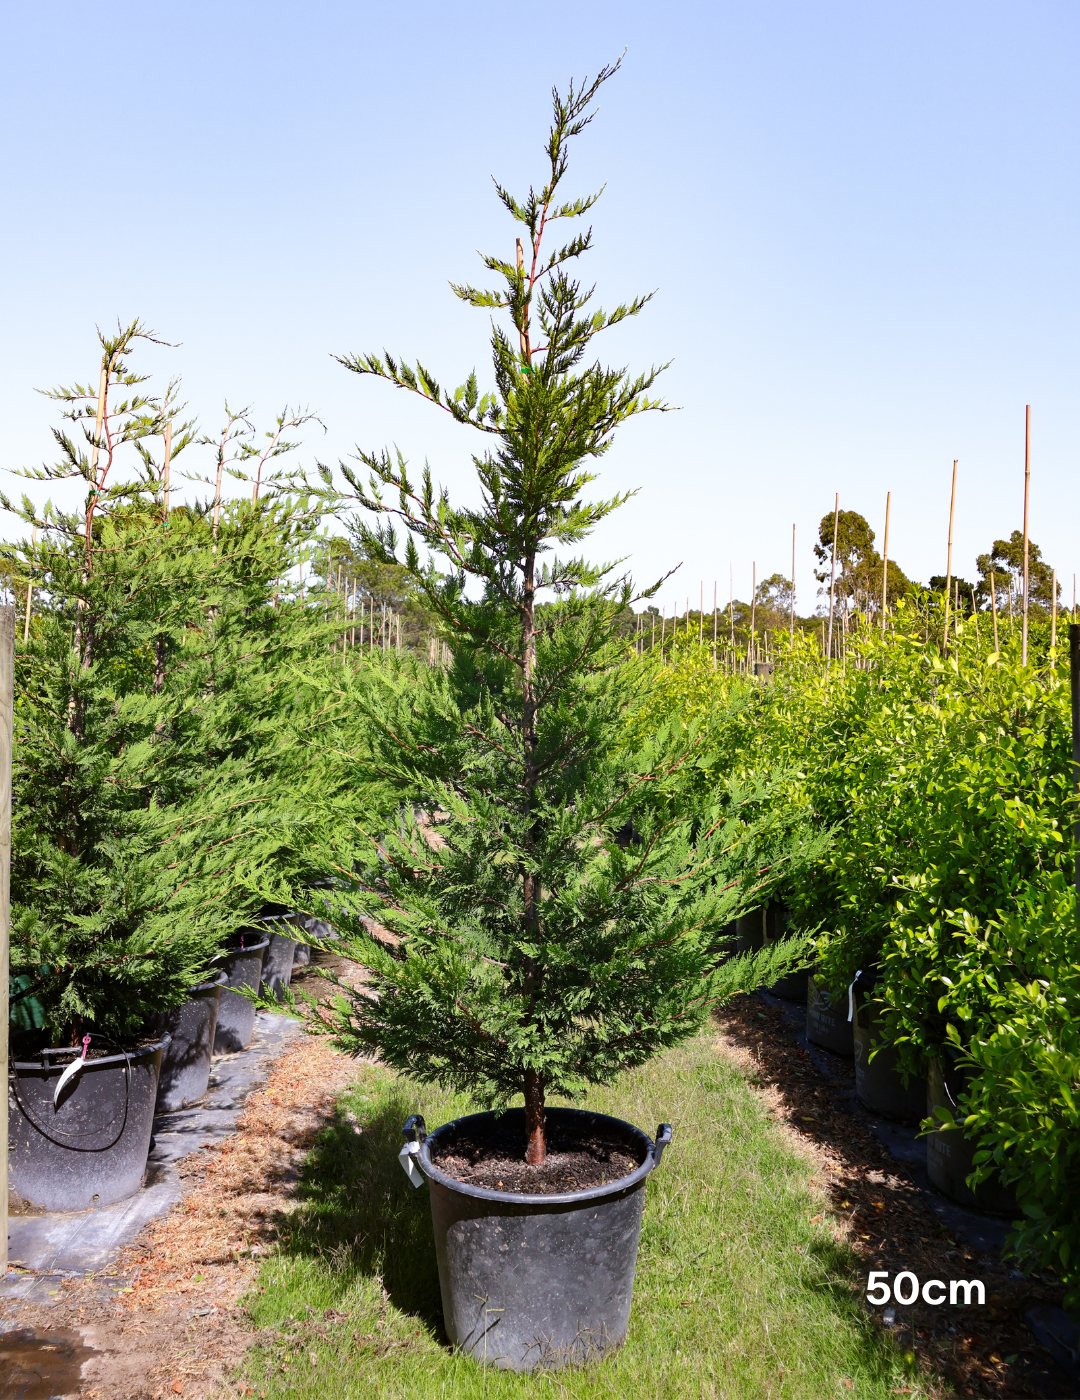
[{"xmin": 299, "ymin": 66, "xmax": 825, "ymax": 1164}]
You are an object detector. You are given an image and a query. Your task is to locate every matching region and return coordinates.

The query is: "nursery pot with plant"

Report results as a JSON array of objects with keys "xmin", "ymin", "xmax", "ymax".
[
  {"xmin": 8, "ymin": 1033, "xmax": 170, "ymax": 1212},
  {"xmin": 302, "ymin": 65, "xmax": 822, "ymax": 1372}
]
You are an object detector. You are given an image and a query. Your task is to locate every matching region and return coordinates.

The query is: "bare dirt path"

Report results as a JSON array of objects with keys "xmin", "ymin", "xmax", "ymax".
[
  {"xmin": 714, "ymin": 993, "xmax": 1071, "ymax": 1399},
  {"xmin": 1, "ymin": 1037, "xmax": 358, "ymax": 1399}
]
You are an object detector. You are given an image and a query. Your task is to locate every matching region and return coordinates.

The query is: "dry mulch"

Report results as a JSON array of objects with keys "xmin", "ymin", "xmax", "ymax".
[
  {"xmin": 1, "ymin": 1036, "xmax": 359, "ymax": 1399},
  {"xmin": 715, "ymin": 993, "xmax": 1072, "ymax": 1399}
]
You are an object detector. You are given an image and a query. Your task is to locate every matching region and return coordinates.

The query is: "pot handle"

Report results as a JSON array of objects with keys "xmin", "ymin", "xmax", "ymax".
[
  {"xmin": 652, "ymin": 1123, "xmax": 673, "ymax": 1167},
  {"xmin": 403, "ymin": 1114, "xmax": 427, "ymax": 1144}
]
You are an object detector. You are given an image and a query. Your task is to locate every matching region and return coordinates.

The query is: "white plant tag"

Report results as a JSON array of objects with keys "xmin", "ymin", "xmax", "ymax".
[
  {"xmin": 848, "ymin": 971, "xmax": 862, "ymax": 1023},
  {"xmin": 398, "ymin": 1141, "xmax": 425, "ymax": 1189},
  {"xmin": 54, "ymin": 1035, "xmax": 91, "ymax": 1107}
]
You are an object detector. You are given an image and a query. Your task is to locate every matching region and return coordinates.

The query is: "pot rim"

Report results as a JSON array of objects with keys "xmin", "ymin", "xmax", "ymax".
[
  {"xmin": 190, "ymin": 969, "xmax": 229, "ymax": 994},
  {"xmin": 212, "ymin": 936, "xmax": 270, "ymax": 960},
  {"xmin": 416, "ymin": 1105, "xmax": 663, "ymax": 1207},
  {"xmin": 9, "ymin": 1032, "xmax": 171, "ymax": 1074}
]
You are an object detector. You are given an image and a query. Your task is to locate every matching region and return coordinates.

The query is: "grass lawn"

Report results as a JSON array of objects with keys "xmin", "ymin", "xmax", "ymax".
[{"xmin": 241, "ymin": 1032, "xmax": 934, "ymax": 1399}]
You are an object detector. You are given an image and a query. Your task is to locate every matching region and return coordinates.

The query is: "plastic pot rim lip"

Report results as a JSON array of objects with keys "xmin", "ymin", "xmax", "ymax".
[
  {"xmin": 212, "ymin": 937, "xmax": 270, "ymax": 960},
  {"xmin": 416, "ymin": 1106, "xmax": 660, "ymax": 1207},
  {"xmin": 189, "ymin": 970, "xmax": 229, "ymax": 994},
  {"xmin": 9, "ymin": 1032, "xmax": 171, "ymax": 1073}
]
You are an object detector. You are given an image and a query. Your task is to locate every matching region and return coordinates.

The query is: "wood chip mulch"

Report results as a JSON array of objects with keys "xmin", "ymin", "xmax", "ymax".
[
  {"xmin": 715, "ymin": 994, "xmax": 1073, "ymax": 1399},
  {"xmin": 1, "ymin": 1036, "xmax": 359, "ymax": 1400}
]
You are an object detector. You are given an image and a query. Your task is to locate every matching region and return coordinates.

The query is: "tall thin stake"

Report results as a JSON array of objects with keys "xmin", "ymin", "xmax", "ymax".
[
  {"xmin": 1022, "ymin": 406, "xmax": 1031, "ymax": 665},
  {"xmin": 660, "ymin": 604, "xmax": 666, "ymax": 661},
  {"xmin": 713, "ymin": 582, "xmax": 718, "ymax": 668},
  {"xmin": 944, "ymin": 460, "xmax": 957, "ymax": 656},
  {"xmin": 826, "ymin": 493, "xmax": 839, "ymax": 670},
  {"xmin": 1052, "ymin": 568, "xmax": 1058, "ymax": 650},
  {"xmin": 23, "ymin": 526, "xmax": 36, "ymax": 644},
  {"xmin": 1071, "ymin": 622, "xmax": 1080, "ymax": 908},
  {"xmin": 990, "ymin": 570, "xmax": 1000, "ymax": 653},
  {"xmin": 880, "ymin": 491, "xmax": 891, "ymax": 633},
  {"xmin": 750, "ymin": 562, "xmax": 756, "ymax": 663},
  {"xmin": 162, "ymin": 418, "xmax": 172, "ymax": 523},
  {"xmin": 0, "ymin": 606, "xmax": 14, "ymax": 1274},
  {"xmin": 790, "ymin": 523, "xmax": 796, "ymax": 643},
  {"xmin": 699, "ymin": 582, "xmax": 703, "ymax": 645}
]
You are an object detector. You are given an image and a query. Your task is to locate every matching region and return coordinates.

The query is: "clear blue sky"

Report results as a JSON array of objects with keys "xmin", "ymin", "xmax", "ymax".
[{"xmin": 4, "ymin": 2, "xmax": 1078, "ymax": 614}]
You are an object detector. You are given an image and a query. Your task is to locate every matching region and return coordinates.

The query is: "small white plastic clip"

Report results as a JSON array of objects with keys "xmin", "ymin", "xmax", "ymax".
[
  {"xmin": 398, "ymin": 1140, "xmax": 425, "ymax": 1189},
  {"xmin": 54, "ymin": 1034, "xmax": 91, "ymax": 1106},
  {"xmin": 847, "ymin": 971, "xmax": 862, "ymax": 1023}
]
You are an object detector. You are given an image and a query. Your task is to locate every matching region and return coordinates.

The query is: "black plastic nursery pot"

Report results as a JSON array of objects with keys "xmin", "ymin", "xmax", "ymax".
[
  {"xmin": 734, "ymin": 908, "xmax": 765, "ymax": 954},
  {"xmin": 212, "ymin": 935, "xmax": 269, "ymax": 1054},
  {"xmin": 925, "ymin": 1057, "xmax": 1018, "ymax": 1217},
  {"xmin": 762, "ymin": 903, "xmax": 808, "ymax": 1003},
  {"xmin": 8, "ymin": 1035, "xmax": 169, "ymax": 1212},
  {"xmin": 805, "ymin": 974, "xmax": 854, "ymax": 1056},
  {"xmin": 156, "ymin": 971, "xmax": 227, "ymax": 1113},
  {"xmin": 852, "ymin": 989, "xmax": 924, "ymax": 1122},
  {"xmin": 402, "ymin": 1107, "xmax": 672, "ymax": 1372},
  {"xmin": 260, "ymin": 917, "xmax": 300, "ymax": 1001}
]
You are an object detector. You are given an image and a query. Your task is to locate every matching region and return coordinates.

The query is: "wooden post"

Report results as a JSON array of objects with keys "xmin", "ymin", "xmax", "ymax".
[
  {"xmin": 790, "ymin": 524, "xmax": 796, "ymax": 643},
  {"xmin": 944, "ymin": 460, "xmax": 957, "ymax": 656},
  {"xmin": 1071, "ymin": 622, "xmax": 1080, "ymax": 910},
  {"xmin": 0, "ymin": 606, "xmax": 15, "ymax": 1275},
  {"xmin": 880, "ymin": 491, "xmax": 891, "ymax": 633},
  {"xmin": 970, "ymin": 585, "xmax": 980, "ymax": 652},
  {"xmin": 1022, "ymin": 406, "xmax": 1031, "ymax": 666},
  {"xmin": 163, "ymin": 418, "xmax": 172, "ymax": 523},
  {"xmin": 1052, "ymin": 568, "xmax": 1058, "ymax": 650},
  {"xmin": 990, "ymin": 570, "xmax": 1000, "ymax": 653},
  {"xmin": 826, "ymin": 493, "xmax": 839, "ymax": 670}
]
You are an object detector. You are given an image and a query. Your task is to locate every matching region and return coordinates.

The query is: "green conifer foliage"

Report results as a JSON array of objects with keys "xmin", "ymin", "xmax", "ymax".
[
  {"xmin": 304, "ymin": 68, "xmax": 823, "ymax": 1162},
  {"xmin": 6, "ymin": 322, "xmax": 328, "ymax": 1045}
]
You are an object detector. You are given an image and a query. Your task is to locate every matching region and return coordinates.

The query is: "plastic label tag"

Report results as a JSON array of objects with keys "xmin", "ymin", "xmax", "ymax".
[{"xmin": 398, "ymin": 1141, "xmax": 425, "ymax": 1189}]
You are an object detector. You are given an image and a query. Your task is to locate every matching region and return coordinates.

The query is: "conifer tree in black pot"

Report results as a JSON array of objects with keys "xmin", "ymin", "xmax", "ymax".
[
  {"xmin": 5, "ymin": 323, "xmax": 326, "ymax": 1207},
  {"xmin": 307, "ymin": 65, "xmax": 822, "ymax": 1370}
]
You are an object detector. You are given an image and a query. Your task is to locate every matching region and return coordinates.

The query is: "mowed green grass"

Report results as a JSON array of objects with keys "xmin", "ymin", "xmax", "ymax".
[{"xmin": 241, "ymin": 1034, "xmax": 931, "ymax": 1399}]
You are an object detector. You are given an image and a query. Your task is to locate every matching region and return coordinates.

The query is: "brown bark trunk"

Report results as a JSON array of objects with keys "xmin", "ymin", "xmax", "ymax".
[{"xmin": 524, "ymin": 1069, "xmax": 545, "ymax": 1165}]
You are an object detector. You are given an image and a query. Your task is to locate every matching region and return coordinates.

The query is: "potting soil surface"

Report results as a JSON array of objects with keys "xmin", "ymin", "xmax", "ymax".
[
  {"xmin": 4, "ymin": 1009, "xmax": 305, "ymax": 1291},
  {"xmin": 434, "ymin": 1119, "xmax": 640, "ymax": 1194}
]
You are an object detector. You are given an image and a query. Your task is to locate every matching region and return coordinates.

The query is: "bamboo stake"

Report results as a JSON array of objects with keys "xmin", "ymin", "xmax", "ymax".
[
  {"xmin": 685, "ymin": 596, "xmax": 690, "ymax": 639},
  {"xmin": 212, "ymin": 433, "xmax": 225, "ymax": 542},
  {"xmin": 1052, "ymin": 568, "xmax": 1058, "ymax": 650},
  {"xmin": 23, "ymin": 526, "xmax": 36, "ymax": 644},
  {"xmin": 660, "ymin": 604, "xmax": 666, "ymax": 661},
  {"xmin": 1022, "ymin": 406, "xmax": 1032, "ymax": 665},
  {"xmin": 790, "ymin": 524, "xmax": 796, "ymax": 643},
  {"xmin": 162, "ymin": 418, "xmax": 172, "ymax": 523},
  {"xmin": 1072, "ymin": 622, "xmax": 1080, "ymax": 904},
  {"xmin": 713, "ymin": 582, "xmax": 718, "ymax": 669},
  {"xmin": 342, "ymin": 576, "xmax": 349, "ymax": 662},
  {"xmin": 990, "ymin": 570, "xmax": 1000, "ymax": 653},
  {"xmin": 0, "ymin": 606, "xmax": 12, "ymax": 1275},
  {"xmin": 651, "ymin": 610, "xmax": 655, "ymax": 652},
  {"xmin": 826, "ymin": 494, "xmax": 839, "ymax": 670},
  {"xmin": 729, "ymin": 566, "xmax": 735, "ymax": 654},
  {"xmin": 880, "ymin": 491, "xmax": 891, "ymax": 633},
  {"xmin": 750, "ymin": 563, "xmax": 756, "ymax": 663},
  {"xmin": 944, "ymin": 461, "xmax": 957, "ymax": 656},
  {"xmin": 699, "ymin": 583, "xmax": 703, "ymax": 645},
  {"xmin": 970, "ymin": 585, "xmax": 980, "ymax": 652}
]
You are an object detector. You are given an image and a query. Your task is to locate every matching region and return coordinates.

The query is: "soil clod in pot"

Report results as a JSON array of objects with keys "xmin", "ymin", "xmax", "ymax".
[{"xmin": 434, "ymin": 1117, "xmax": 641, "ymax": 1194}]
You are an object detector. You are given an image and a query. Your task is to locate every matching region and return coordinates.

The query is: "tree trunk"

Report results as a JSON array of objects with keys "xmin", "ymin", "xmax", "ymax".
[{"xmin": 521, "ymin": 546, "xmax": 545, "ymax": 1164}]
